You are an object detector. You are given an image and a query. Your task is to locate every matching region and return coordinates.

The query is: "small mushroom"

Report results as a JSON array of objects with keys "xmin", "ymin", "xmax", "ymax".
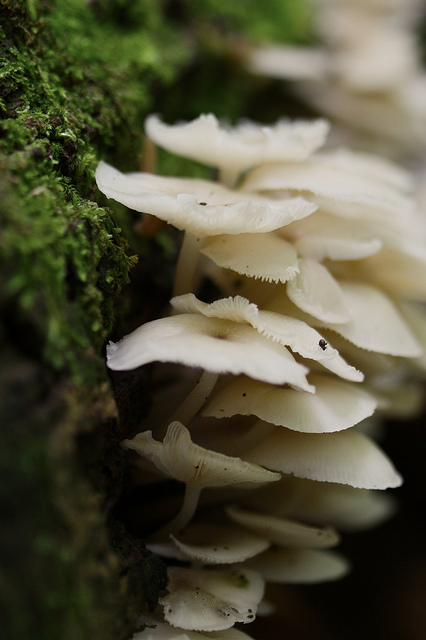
[
  {"xmin": 145, "ymin": 113, "xmax": 329, "ymax": 186},
  {"xmin": 200, "ymin": 233, "xmax": 299, "ymax": 283},
  {"xmin": 133, "ymin": 615, "xmax": 256, "ymax": 639},
  {"xmin": 122, "ymin": 422, "xmax": 280, "ymax": 536},
  {"xmin": 203, "ymin": 374, "xmax": 377, "ymax": 433},
  {"xmin": 106, "ymin": 311, "xmax": 314, "ymax": 390},
  {"xmin": 243, "ymin": 427, "xmax": 402, "ymax": 489},
  {"xmin": 244, "ymin": 547, "xmax": 350, "ymax": 584},
  {"xmin": 159, "ymin": 566, "xmax": 264, "ymax": 631},
  {"xmin": 169, "ymin": 522, "xmax": 269, "ymax": 564},
  {"xmin": 240, "ymin": 477, "xmax": 397, "ymax": 533},
  {"xmin": 171, "ymin": 294, "xmax": 362, "ymax": 381},
  {"xmin": 241, "ymin": 154, "xmax": 413, "ymax": 217},
  {"xmin": 286, "ymin": 258, "xmax": 351, "ymax": 324},
  {"xmin": 268, "ymin": 277, "xmax": 422, "ymax": 356},
  {"xmin": 226, "ymin": 505, "xmax": 340, "ymax": 549},
  {"xmin": 95, "ymin": 161, "xmax": 315, "ymax": 237},
  {"xmin": 352, "ymin": 248, "xmax": 426, "ymax": 299}
]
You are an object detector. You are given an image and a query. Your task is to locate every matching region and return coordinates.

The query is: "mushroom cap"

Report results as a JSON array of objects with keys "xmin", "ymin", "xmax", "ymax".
[
  {"xmin": 107, "ymin": 312, "xmax": 314, "ymax": 390},
  {"xmin": 286, "ymin": 258, "xmax": 351, "ymax": 324},
  {"xmin": 282, "ymin": 205, "xmax": 426, "ymax": 263},
  {"xmin": 226, "ymin": 505, "xmax": 340, "ymax": 549},
  {"xmin": 169, "ymin": 523, "xmax": 269, "ymax": 564},
  {"xmin": 268, "ymin": 271, "xmax": 422, "ymax": 357},
  {"xmin": 203, "ymin": 374, "xmax": 376, "ymax": 433},
  {"xmin": 122, "ymin": 422, "xmax": 281, "ymax": 488},
  {"xmin": 95, "ymin": 161, "xmax": 316, "ymax": 236},
  {"xmin": 171, "ymin": 294, "xmax": 362, "ymax": 381},
  {"xmin": 241, "ymin": 149, "xmax": 414, "ymax": 216},
  {"xmin": 241, "ymin": 477, "xmax": 397, "ymax": 532},
  {"xmin": 200, "ymin": 233, "xmax": 299, "ymax": 283},
  {"xmin": 160, "ymin": 566, "xmax": 264, "ymax": 631},
  {"xmin": 145, "ymin": 113, "xmax": 330, "ymax": 177},
  {"xmin": 243, "ymin": 427, "xmax": 402, "ymax": 489},
  {"xmin": 348, "ymin": 247, "xmax": 426, "ymax": 299},
  {"xmin": 248, "ymin": 45, "xmax": 329, "ymax": 82},
  {"xmin": 133, "ymin": 616, "xmax": 256, "ymax": 639},
  {"xmin": 244, "ymin": 547, "xmax": 350, "ymax": 584}
]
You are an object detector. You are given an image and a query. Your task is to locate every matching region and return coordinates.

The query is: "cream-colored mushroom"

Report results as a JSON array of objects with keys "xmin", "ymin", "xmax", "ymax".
[
  {"xmin": 203, "ymin": 374, "xmax": 376, "ymax": 433},
  {"xmin": 225, "ymin": 505, "xmax": 340, "ymax": 549},
  {"xmin": 152, "ymin": 522, "xmax": 270, "ymax": 565},
  {"xmin": 107, "ymin": 310, "xmax": 314, "ymax": 424},
  {"xmin": 240, "ymin": 477, "xmax": 396, "ymax": 532},
  {"xmin": 241, "ymin": 155, "xmax": 413, "ymax": 216},
  {"xmin": 122, "ymin": 422, "xmax": 280, "ymax": 537},
  {"xmin": 95, "ymin": 161, "xmax": 315, "ymax": 236},
  {"xmin": 95, "ymin": 160, "xmax": 316, "ymax": 295},
  {"xmin": 200, "ymin": 232, "xmax": 299, "ymax": 284},
  {"xmin": 267, "ymin": 273, "xmax": 422, "ymax": 357},
  {"xmin": 145, "ymin": 113, "xmax": 329, "ymax": 187},
  {"xmin": 243, "ymin": 547, "xmax": 350, "ymax": 584},
  {"xmin": 171, "ymin": 293, "xmax": 362, "ymax": 381},
  {"xmin": 160, "ymin": 566, "xmax": 265, "ymax": 631},
  {"xmin": 133, "ymin": 612, "xmax": 257, "ymax": 640},
  {"xmin": 243, "ymin": 427, "xmax": 402, "ymax": 489}
]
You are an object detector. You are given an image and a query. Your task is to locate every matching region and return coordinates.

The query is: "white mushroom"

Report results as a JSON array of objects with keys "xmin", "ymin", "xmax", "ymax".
[
  {"xmin": 122, "ymin": 422, "xmax": 280, "ymax": 536},
  {"xmin": 241, "ymin": 156, "xmax": 413, "ymax": 216},
  {"xmin": 268, "ymin": 274, "xmax": 422, "ymax": 357},
  {"xmin": 241, "ymin": 477, "xmax": 396, "ymax": 532},
  {"xmin": 95, "ymin": 161, "xmax": 315, "ymax": 236},
  {"xmin": 226, "ymin": 505, "xmax": 340, "ymax": 549},
  {"xmin": 200, "ymin": 233, "xmax": 299, "ymax": 284},
  {"xmin": 96, "ymin": 160, "xmax": 316, "ymax": 294},
  {"xmin": 243, "ymin": 427, "xmax": 402, "ymax": 489},
  {"xmin": 171, "ymin": 294, "xmax": 362, "ymax": 381},
  {"xmin": 160, "ymin": 566, "xmax": 264, "ymax": 631},
  {"xmin": 169, "ymin": 523, "xmax": 269, "ymax": 564},
  {"xmin": 203, "ymin": 374, "xmax": 376, "ymax": 433},
  {"xmin": 146, "ymin": 113, "xmax": 329, "ymax": 186},
  {"xmin": 243, "ymin": 547, "xmax": 350, "ymax": 584},
  {"xmin": 286, "ymin": 259, "xmax": 351, "ymax": 324},
  {"xmin": 106, "ymin": 310, "xmax": 314, "ymax": 424},
  {"xmin": 134, "ymin": 611, "xmax": 257, "ymax": 640}
]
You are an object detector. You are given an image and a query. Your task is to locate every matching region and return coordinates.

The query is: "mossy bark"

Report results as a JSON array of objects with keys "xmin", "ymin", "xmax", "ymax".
[{"xmin": 0, "ymin": 2, "xmax": 175, "ymax": 638}]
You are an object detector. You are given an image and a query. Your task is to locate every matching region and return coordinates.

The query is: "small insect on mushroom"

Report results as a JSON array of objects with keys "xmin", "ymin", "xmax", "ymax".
[
  {"xmin": 319, "ymin": 339, "xmax": 328, "ymax": 351},
  {"xmin": 199, "ymin": 202, "xmax": 207, "ymax": 206}
]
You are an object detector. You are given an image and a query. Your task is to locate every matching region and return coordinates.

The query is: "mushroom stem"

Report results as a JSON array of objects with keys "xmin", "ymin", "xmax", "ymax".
[
  {"xmin": 219, "ymin": 166, "xmax": 240, "ymax": 189},
  {"xmin": 154, "ymin": 484, "xmax": 202, "ymax": 539},
  {"xmin": 173, "ymin": 231, "xmax": 202, "ymax": 297},
  {"xmin": 171, "ymin": 370, "xmax": 220, "ymax": 425}
]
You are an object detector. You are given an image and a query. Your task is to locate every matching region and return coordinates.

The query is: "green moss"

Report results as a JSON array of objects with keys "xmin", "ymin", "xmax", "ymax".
[
  {"xmin": 0, "ymin": 3, "xmax": 178, "ymax": 639},
  {"xmin": 0, "ymin": 0, "xmax": 188, "ymax": 383}
]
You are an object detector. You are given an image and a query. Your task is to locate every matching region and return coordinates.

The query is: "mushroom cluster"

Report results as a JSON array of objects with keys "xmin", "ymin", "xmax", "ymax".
[
  {"xmin": 247, "ymin": 0, "xmax": 426, "ymax": 157},
  {"xmin": 96, "ymin": 113, "xmax": 426, "ymax": 639}
]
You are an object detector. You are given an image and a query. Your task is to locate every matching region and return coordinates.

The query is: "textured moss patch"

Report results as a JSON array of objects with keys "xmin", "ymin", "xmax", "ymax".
[
  {"xmin": 0, "ymin": 0, "xmax": 187, "ymax": 382},
  {"xmin": 0, "ymin": 3, "xmax": 176, "ymax": 639}
]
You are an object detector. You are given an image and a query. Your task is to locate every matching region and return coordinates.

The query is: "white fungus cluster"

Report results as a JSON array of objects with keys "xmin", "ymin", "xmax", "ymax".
[
  {"xmin": 247, "ymin": 0, "xmax": 426, "ymax": 157},
  {"xmin": 96, "ymin": 112, "xmax": 426, "ymax": 640}
]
